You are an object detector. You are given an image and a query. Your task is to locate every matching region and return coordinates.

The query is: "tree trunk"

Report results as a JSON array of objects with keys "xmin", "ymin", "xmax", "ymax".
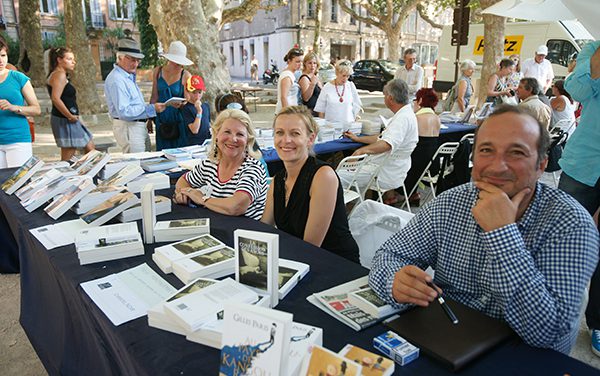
[
  {"xmin": 17, "ymin": 0, "xmax": 45, "ymax": 87},
  {"xmin": 149, "ymin": 0, "xmax": 231, "ymax": 112},
  {"xmin": 63, "ymin": 0, "xmax": 103, "ymax": 114},
  {"xmin": 312, "ymin": 0, "xmax": 323, "ymax": 57},
  {"xmin": 477, "ymin": 0, "xmax": 506, "ymax": 108},
  {"xmin": 387, "ymin": 29, "xmax": 401, "ymax": 62}
]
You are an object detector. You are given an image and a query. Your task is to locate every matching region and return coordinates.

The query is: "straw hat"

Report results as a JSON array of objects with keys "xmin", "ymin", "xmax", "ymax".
[
  {"xmin": 117, "ymin": 39, "xmax": 144, "ymax": 59},
  {"xmin": 161, "ymin": 41, "xmax": 193, "ymax": 66}
]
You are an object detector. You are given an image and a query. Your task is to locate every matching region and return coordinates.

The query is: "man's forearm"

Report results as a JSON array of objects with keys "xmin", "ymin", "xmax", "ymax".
[{"xmin": 353, "ymin": 134, "xmax": 379, "ymax": 145}]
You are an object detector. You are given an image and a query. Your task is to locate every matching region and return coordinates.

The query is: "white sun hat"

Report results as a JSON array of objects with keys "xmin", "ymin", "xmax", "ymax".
[{"xmin": 161, "ymin": 41, "xmax": 193, "ymax": 66}]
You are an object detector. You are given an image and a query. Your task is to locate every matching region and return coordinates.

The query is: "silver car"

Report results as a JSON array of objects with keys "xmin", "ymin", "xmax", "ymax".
[{"xmin": 318, "ymin": 62, "xmax": 336, "ymax": 83}]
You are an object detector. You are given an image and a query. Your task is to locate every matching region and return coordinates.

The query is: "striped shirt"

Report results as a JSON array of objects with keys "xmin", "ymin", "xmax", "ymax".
[
  {"xmin": 184, "ymin": 157, "xmax": 268, "ymax": 220},
  {"xmin": 369, "ymin": 182, "xmax": 599, "ymax": 353}
]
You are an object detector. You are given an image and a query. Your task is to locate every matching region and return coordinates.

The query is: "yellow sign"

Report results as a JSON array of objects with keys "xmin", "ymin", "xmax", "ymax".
[{"xmin": 473, "ymin": 35, "xmax": 524, "ymax": 56}]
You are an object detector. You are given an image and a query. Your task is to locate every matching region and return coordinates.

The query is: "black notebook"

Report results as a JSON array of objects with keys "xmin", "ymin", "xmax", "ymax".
[{"xmin": 385, "ymin": 298, "xmax": 516, "ymax": 371}]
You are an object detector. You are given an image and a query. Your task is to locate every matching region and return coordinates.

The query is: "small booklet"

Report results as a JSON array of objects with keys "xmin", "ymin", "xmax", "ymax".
[
  {"xmin": 348, "ymin": 286, "xmax": 400, "ymax": 319},
  {"xmin": 219, "ymin": 302, "xmax": 293, "ymax": 376},
  {"xmin": 1, "ymin": 156, "xmax": 45, "ymax": 195},
  {"xmin": 339, "ymin": 344, "xmax": 395, "ymax": 376},
  {"xmin": 30, "ymin": 218, "xmax": 89, "ymax": 250},
  {"xmin": 299, "ymin": 345, "xmax": 362, "ymax": 376},
  {"xmin": 165, "ymin": 97, "xmax": 187, "ymax": 106},
  {"xmin": 80, "ymin": 263, "xmax": 176, "ymax": 326}
]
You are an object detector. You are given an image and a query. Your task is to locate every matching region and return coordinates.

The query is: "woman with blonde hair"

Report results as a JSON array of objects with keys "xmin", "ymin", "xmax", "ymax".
[
  {"xmin": 173, "ymin": 109, "xmax": 268, "ymax": 219},
  {"xmin": 298, "ymin": 52, "xmax": 323, "ymax": 115},
  {"xmin": 261, "ymin": 105, "xmax": 359, "ymax": 262},
  {"xmin": 276, "ymin": 47, "xmax": 303, "ymax": 113},
  {"xmin": 47, "ymin": 47, "xmax": 95, "ymax": 161},
  {"xmin": 507, "ymin": 54, "xmax": 522, "ymax": 88},
  {"xmin": 450, "ymin": 59, "xmax": 476, "ymax": 112},
  {"xmin": 314, "ymin": 59, "xmax": 362, "ymax": 123}
]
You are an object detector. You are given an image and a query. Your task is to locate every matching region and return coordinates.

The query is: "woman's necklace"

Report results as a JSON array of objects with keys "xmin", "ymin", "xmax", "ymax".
[{"xmin": 334, "ymin": 80, "xmax": 345, "ymax": 103}]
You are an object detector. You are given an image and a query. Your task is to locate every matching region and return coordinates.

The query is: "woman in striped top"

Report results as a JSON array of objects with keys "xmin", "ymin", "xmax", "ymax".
[{"xmin": 173, "ymin": 109, "xmax": 268, "ymax": 220}]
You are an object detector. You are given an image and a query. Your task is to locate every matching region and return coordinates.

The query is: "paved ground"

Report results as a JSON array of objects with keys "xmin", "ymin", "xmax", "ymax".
[{"xmin": 2, "ymin": 81, "xmax": 600, "ymax": 374}]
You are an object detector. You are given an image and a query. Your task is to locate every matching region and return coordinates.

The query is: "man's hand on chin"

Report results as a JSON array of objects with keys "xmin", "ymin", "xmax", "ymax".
[{"xmin": 472, "ymin": 181, "xmax": 531, "ymax": 232}]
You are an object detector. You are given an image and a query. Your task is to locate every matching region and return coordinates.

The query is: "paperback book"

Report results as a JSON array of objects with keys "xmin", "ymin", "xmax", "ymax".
[
  {"xmin": 172, "ymin": 244, "xmax": 235, "ymax": 284},
  {"xmin": 117, "ymin": 195, "xmax": 171, "ymax": 222},
  {"xmin": 299, "ymin": 345, "xmax": 362, "ymax": 376},
  {"xmin": 20, "ymin": 176, "xmax": 77, "ymax": 212},
  {"xmin": 1, "ymin": 156, "xmax": 44, "ymax": 195},
  {"xmin": 80, "ymin": 190, "xmax": 140, "ymax": 226},
  {"xmin": 234, "ymin": 229, "xmax": 279, "ymax": 308},
  {"xmin": 153, "ymin": 234, "xmax": 224, "ymax": 274},
  {"xmin": 348, "ymin": 286, "xmax": 400, "ymax": 319},
  {"xmin": 127, "ymin": 172, "xmax": 170, "ymax": 193},
  {"xmin": 339, "ymin": 344, "xmax": 395, "ymax": 376},
  {"xmin": 307, "ymin": 276, "xmax": 381, "ymax": 331},
  {"xmin": 15, "ymin": 168, "xmax": 61, "ymax": 201},
  {"xmin": 164, "ymin": 278, "xmax": 259, "ymax": 332},
  {"xmin": 98, "ymin": 163, "xmax": 144, "ymax": 188},
  {"xmin": 29, "ymin": 165, "xmax": 77, "ymax": 182},
  {"xmin": 163, "ymin": 147, "xmax": 192, "ymax": 161},
  {"xmin": 278, "ymin": 259, "xmax": 310, "ymax": 300},
  {"xmin": 286, "ymin": 322, "xmax": 323, "ymax": 376},
  {"xmin": 70, "ymin": 150, "xmax": 102, "ymax": 172},
  {"xmin": 99, "ymin": 157, "xmax": 141, "ymax": 180},
  {"xmin": 75, "ymin": 222, "xmax": 143, "ymax": 265},
  {"xmin": 154, "ymin": 218, "xmax": 210, "ymax": 243},
  {"xmin": 219, "ymin": 302, "xmax": 293, "ymax": 376},
  {"xmin": 140, "ymin": 157, "xmax": 178, "ymax": 172},
  {"xmin": 73, "ymin": 185, "xmax": 127, "ymax": 215},
  {"xmin": 141, "ymin": 184, "xmax": 156, "ymax": 244},
  {"xmin": 76, "ymin": 151, "xmax": 111, "ymax": 178},
  {"xmin": 44, "ymin": 177, "xmax": 95, "ymax": 220}
]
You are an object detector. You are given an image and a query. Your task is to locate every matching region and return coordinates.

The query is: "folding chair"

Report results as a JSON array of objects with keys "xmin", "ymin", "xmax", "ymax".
[
  {"xmin": 550, "ymin": 119, "xmax": 576, "ymax": 138},
  {"xmin": 401, "ymin": 142, "xmax": 460, "ymax": 207},
  {"xmin": 366, "ymin": 151, "xmax": 412, "ymax": 213},
  {"xmin": 545, "ymin": 130, "xmax": 568, "ymax": 187},
  {"xmin": 336, "ymin": 154, "xmax": 371, "ymax": 206}
]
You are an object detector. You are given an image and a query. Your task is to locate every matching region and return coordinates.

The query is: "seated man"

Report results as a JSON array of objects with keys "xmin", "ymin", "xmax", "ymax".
[
  {"xmin": 369, "ymin": 105, "xmax": 599, "ymax": 353},
  {"xmin": 517, "ymin": 77, "xmax": 552, "ymax": 129},
  {"xmin": 342, "ymin": 79, "xmax": 418, "ymax": 199}
]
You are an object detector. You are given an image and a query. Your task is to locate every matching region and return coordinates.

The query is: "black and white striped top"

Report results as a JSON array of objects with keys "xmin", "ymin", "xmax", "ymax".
[{"xmin": 184, "ymin": 157, "xmax": 268, "ymax": 220}]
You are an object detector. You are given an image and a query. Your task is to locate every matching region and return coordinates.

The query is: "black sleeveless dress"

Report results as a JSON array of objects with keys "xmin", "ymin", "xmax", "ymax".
[
  {"xmin": 299, "ymin": 74, "xmax": 321, "ymax": 114},
  {"xmin": 273, "ymin": 157, "xmax": 360, "ymax": 263}
]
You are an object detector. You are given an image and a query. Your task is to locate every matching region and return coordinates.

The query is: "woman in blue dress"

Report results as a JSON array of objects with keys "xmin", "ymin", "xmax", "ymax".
[{"xmin": 149, "ymin": 41, "xmax": 192, "ymax": 150}]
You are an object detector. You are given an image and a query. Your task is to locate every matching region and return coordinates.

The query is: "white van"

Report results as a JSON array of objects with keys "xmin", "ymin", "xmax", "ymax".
[{"xmin": 433, "ymin": 20, "xmax": 594, "ymax": 92}]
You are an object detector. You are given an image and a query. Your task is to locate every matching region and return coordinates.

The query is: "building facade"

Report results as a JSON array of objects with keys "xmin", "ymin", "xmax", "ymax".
[{"xmin": 219, "ymin": 0, "xmax": 450, "ymax": 82}]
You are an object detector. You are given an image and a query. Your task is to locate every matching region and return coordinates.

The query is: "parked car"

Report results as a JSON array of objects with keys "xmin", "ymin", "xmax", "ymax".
[
  {"xmin": 318, "ymin": 62, "xmax": 336, "ymax": 83},
  {"xmin": 351, "ymin": 59, "xmax": 400, "ymax": 92}
]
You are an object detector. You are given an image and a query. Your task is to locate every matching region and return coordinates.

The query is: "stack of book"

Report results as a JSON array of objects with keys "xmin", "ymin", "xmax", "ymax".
[
  {"xmin": 75, "ymin": 222, "xmax": 144, "ymax": 265},
  {"xmin": 154, "ymin": 218, "xmax": 210, "ymax": 243},
  {"xmin": 99, "ymin": 157, "xmax": 141, "ymax": 180},
  {"xmin": 127, "ymin": 172, "xmax": 170, "ymax": 193},
  {"xmin": 117, "ymin": 196, "xmax": 171, "ymax": 222},
  {"xmin": 20, "ymin": 176, "xmax": 80, "ymax": 212},
  {"xmin": 14, "ymin": 168, "xmax": 62, "ymax": 201},
  {"xmin": 1, "ymin": 156, "xmax": 45, "ymax": 195},
  {"xmin": 44, "ymin": 177, "xmax": 95, "ymax": 220},
  {"xmin": 163, "ymin": 148, "xmax": 193, "ymax": 161},
  {"xmin": 152, "ymin": 234, "xmax": 225, "ymax": 274},
  {"xmin": 80, "ymin": 190, "xmax": 140, "ymax": 226},
  {"xmin": 171, "ymin": 244, "xmax": 236, "ymax": 284},
  {"xmin": 140, "ymin": 157, "xmax": 178, "ymax": 172}
]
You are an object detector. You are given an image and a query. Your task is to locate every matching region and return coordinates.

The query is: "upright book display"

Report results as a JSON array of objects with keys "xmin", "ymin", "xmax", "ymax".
[
  {"xmin": 141, "ymin": 184, "xmax": 156, "ymax": 244},
  {"xmin": 234, "ymin": 229, "xmax": 279, "ymax": 308}
]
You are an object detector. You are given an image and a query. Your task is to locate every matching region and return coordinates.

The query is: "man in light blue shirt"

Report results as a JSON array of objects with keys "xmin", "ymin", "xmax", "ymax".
[
  {"xmin": 105, "ymin": 38, "xmax": 166, "ymax": 153},
  {"xmin": 559, "ymin": 39, "xmax": 600, "ymax": 357}
]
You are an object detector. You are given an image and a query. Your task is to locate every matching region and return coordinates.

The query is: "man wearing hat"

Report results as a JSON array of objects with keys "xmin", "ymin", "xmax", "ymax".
[
  {"xmin": 521, "ymin": 44, "xmax": 555, "ymax": 96},
  {"xmin": 105, "ymin": 38, "xmax": 166, "ymax": 153}
]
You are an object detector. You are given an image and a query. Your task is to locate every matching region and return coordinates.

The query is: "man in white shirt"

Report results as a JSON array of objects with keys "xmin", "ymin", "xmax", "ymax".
[
  {"xmin": 521, "ymin": 45, "xmax": 555, "ymax": 94},
  {"xmin": 394, "ymin": 48, "xmax": 424, "ymax": 100},
  {"xmin": 341, "ymin": 79, "xmax": 419, "ymax": 199}
]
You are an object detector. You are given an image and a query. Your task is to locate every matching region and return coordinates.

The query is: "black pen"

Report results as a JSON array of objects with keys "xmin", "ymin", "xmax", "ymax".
[{"xmin": 427, "ymin": 281, "xmax": 459, "ymax": 325}]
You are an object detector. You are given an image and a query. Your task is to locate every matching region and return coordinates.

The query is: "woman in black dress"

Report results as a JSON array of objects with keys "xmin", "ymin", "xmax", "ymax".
[
  {"xmin": 260, "ymin": 105, "xmax": 359, "ymax": 263},
  {"xmin": 298, "ymin": 52, "xmax": 323, "ymax": 116}
]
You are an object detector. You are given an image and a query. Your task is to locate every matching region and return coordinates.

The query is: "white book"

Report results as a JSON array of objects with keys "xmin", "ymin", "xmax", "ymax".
[
  {"xmin": 163, "ymin": 148, "xmax": 192, "ymax": 161},
  {"xmin": 29, "ymin": 218, "xmax": 89, "ymax": 250},
  {"xmin": 77, "ymin": 151, "xmax": 111, "ymax": 178},
  {"xmin": 75, "ymin": 222, "xmax": 140, "ymax": 252},
  {"xmin": 127, "ymin": 173, "xmax": 170, "ymax": 193},
  {"xmin": 338, "ymin": 344, "xmax": 395, "ymax": 376},
  {"xmin": 74, "ymin": 185, "xmax": 127, "ymax": 214},
  {"xmin": 78, "ymin": 242, "xmax": 143, "ymax": 265},
  {"xmin": 140, "ymin": 157, "xmax": 178, "ymax": 173},
  {"xmin": 15, "ymin": 168, "xmax": 62, "ymax": 201},
  {"xmin": 164, "ymin": 278, "xmax": 258, "ymax": 332},
  {"xmin": 30, "ymin": 165, "xmax": 77, "ymax": 182},
  {"xmin": 306, "ymin": 276, "xmax": 380, "ymax": 331},
  {"xmin": 70, "ymin": 150, "xmax": 102, "ymax": 171},
  {"xmin": 117, "ymin": 196, "xmax": 171, "ymax": 222},
  {"xmin": 287, "ymin": 322, "xmax": 323, "ymax": 376},
  {"xmin": 148, "ymin": 278, "xmax": 219, "ymax": 335},
  {"xmin": 80, "ymin": 263, "xmax": 176, "ymax": 326},
  {"xmin": 98, "ymin": 164, "xmax": 144, "ymax": 188},
  {"xmin": 153, "ymin": 218, "xmax": 210, "ymax": 243},
  {"xmin": 80, "ymin": 191, "xmax": 140, "ymax": 226},
  {"xmin": 347, "ymin": 286, "xmax": 400, "ymax": 319},
  {"xmin": 219, "ymin": 302, "xmax": 293, "ymax": 376},
  {"xmin": 171, "ymin": 245, "xmax": 235, "ymax": 284},
  {"xmin": 37, "ymin": 160, "xmax": 70, "ymax": 171},
  {"xmin": 234, "ymin": 229, "xmax": 279, "ymax": 308},
  {"xmin": 141, "ymin": 184, "xmax": 155, "ymax": 244},
  {"xmin": 299, "ymin": 345, "xmax": 362, "ymax": 376},
  {"xmin": 278, "ymin": 259, "xmax": 310, "ymax": 300},
  {"xmin": 100, "ymin": 157, "xmax": 141, "ymax": 179},
  {"xmin": 154, "ymin": 234, "xmax": 224, "ymax": 274},
  {"xmin": 1, "ymin": 156, "xmax": 45, "ymax": 195},
  {"xmin": 44, "ymin": 177, "xmax": 95, "ymax": 220},
  {"xmin": 20, "ymin": 176, "xmax": 76, "ymax": 212}
]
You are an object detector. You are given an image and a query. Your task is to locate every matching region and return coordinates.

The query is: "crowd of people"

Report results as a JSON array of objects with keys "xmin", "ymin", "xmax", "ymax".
[{"xmin": 2, "ymin": 33, "xmax": 599, "ymax": 358}]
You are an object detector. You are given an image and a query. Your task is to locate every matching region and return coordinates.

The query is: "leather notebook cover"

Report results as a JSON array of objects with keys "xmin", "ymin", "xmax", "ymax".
[{"xmin": 385, "ymin": 298, "xmax": 516, "ymax": 371}]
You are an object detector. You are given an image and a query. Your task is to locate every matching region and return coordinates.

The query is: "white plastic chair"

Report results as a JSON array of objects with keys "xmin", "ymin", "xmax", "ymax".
[
  {"xmin": 336, "ymin": 154, "xmax": 371, "ymax": 206},
  {"xmin": 366, "ymin": 150, "xmax": 412, "ymax": 213}
]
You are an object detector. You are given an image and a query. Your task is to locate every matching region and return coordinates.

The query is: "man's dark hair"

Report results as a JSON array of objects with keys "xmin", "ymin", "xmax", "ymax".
[
  {"xmin": 520, "ymin": 77, "xmax": 541, "ymax": 96},
  {"xmin": 499, "ymin": 58, "xmax": 515, "ymax": 69},
  {"xmin": 404, "ymin": 48, "xmax": 417, "ymax": 56},
  {"xmin": 474, "ymin": 104, "xmax": 551, "ymax": 164},
  {"xmin": 383, "ymin": 79, "xmax": 409, "ymax": 105}
]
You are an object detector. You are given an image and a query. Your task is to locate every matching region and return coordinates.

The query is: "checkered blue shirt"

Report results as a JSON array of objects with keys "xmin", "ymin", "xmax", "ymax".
[{"xmin": 369, "ymin": 182, "xmax": 599, "ymax": 353}]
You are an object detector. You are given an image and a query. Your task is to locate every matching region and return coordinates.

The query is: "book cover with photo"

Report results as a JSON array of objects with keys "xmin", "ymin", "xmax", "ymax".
[
  {"xmin": 339, "ymin": 344, "xmax": 394, "ymax": 376},
  {"xmin": 154, "ymin": 234, "xmax": 224, "ymax": 274},
  {"xmin": 98, "ymin": 164, "xmax": 144, "ymax": 188},
  {"xmin": 126, "ymin": 172, "xmax": 170, "ymax": 193},
  {"xmin": 1, "ymin": 156, "xmax": 44, "ymax": 195},
  {"xmin": 278, "ymin": 259, "xmax": 310, "ymax": 300},
  {"xmin": 70, "ymin": 150, "xmax": 101, "ymax": 171},
  {"xmin": 15, "ymin": 168, "xmax": 61, "ymax": 201},
  {"xmin": 219, "ymin": 302, "xmax": 292, "ymax": 376},
  {"xmin": 348, "ymin": 286, "xmax": 400, "ymax": 319},
  {"xmin": 80, "ymin": 190, "xmax": 139, "ymax": 226},
  {"xmin": 172, "ymin": 245, "xmax": 236, "ymax": 284},
  {"xmin": 118, "ymin": 195, "xmax": 171, "ymax": 222},
  {"xmin": 44, "ymin": 177, "xmax": 95, "ymax": 220},
  {"xmin": 234, "ymin": 230, "xmax": 279, "ymax": 307},
  {"xmin": 21, "ymin": 176, "xmax": 72, "ymax": 212},
  {"xmin": 76, "ymin": 151, "xmax": 111, "ymax": 177},
  {"xmin": 170, "ymin": 218, "xmax": 208, "ymax": 228},
  {"xmin": 299, "ymin": 345, "xmax": 362, "ymax": 376},
  {"xmin": 287, "ymin": 322, "xmax": 323, "ymax": 376}
]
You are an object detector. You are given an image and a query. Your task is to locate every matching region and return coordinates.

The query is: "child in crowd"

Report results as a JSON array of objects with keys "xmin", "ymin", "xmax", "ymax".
[{"xmin": 181, "ymin": 75, "xmax": 211, "ymax": 146}]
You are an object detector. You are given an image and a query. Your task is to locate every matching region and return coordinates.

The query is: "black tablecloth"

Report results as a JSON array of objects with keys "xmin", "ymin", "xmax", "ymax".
[{"xmin": 0, "ymin": 168, "xmax": 597, "ymax": 375}]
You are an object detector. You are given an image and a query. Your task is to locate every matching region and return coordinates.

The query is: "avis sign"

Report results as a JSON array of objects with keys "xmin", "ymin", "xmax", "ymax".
[{"xmin": 473, "ymin": 35, "xmax": 524, "ymax": 56}]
